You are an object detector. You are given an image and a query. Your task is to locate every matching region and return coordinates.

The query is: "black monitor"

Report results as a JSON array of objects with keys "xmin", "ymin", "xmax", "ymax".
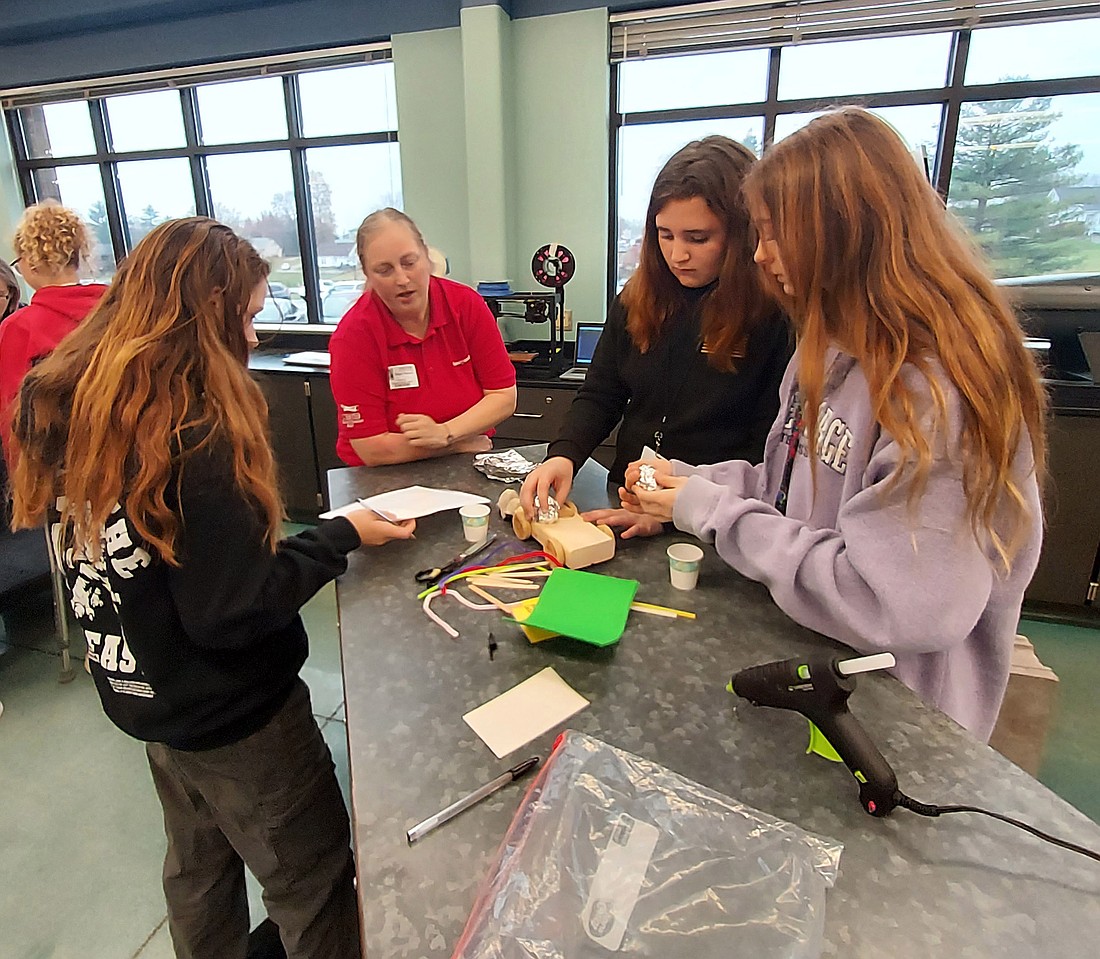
[{"xmin": 998, "ymin": 273, "xmax": 1100, "ymax": 382}]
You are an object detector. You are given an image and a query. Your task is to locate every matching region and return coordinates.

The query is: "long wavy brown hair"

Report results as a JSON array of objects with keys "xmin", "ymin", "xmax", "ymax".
[
  {"xmin": 743, "ymin": 107, "xmax": 1047, "ymax": 568},
  {"xmin": 11, "ymin": 217, "xmax": 283, "ymax": 564},
  {"xmin": 621, "ymin": 135, "xmax": 776, "ymax": 371}
]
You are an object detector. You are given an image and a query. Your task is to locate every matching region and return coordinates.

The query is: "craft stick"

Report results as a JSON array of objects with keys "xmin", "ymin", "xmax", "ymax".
[
  {"xmin": 631, "ymin": 601, "xmax": 696, "ymax": 620},
  {"xmin": 467, "ymin": 583, "xmax": 518, "ymax": 613},
  {"xmin": 472, "ymin": 577, "xmax": 539, "ymax": 590},
  {"xmin": 630, "ymin": 603, "xmax": 676, "ymax": 619},
  {"xmin": 417, "ymin": 561, "xmax": 550, "ymax": 600}
]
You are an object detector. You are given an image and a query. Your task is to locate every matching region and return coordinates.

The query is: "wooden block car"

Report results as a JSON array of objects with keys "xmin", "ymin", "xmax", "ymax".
[{"xmin": 509, "ymin": 498, "xmax": 615, "ymax": 570}]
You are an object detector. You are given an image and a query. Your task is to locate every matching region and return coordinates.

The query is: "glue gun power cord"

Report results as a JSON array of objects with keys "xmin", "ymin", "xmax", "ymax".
[{"xmin": 894, "ymin": 792, "xmax": 1100, "ymax": 863}]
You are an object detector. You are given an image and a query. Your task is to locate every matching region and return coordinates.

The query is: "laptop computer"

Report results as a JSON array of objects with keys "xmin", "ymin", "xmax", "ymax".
[{"xmin": 559, "ymin": 322, "xmax": 603, "ymax": 380}]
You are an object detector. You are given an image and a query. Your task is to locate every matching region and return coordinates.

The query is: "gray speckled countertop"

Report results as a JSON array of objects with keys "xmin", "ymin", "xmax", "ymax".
[{"xmin": 330, "ymin": 447, "xmax": 1100, "ymax": 959}]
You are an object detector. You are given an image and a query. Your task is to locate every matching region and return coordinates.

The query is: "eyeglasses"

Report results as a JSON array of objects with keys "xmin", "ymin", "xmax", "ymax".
[{"xmin": 9, "ymin": 257, "xmax": 20, "ymax": 273}]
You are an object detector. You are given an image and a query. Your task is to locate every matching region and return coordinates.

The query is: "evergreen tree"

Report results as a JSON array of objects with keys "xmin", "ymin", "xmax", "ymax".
[
  {"xmin": 948, "ymin": 94, "xmax": 1086, "ymax": 277},
  {"xmin": 127, "ymin": 204, "xmax": 163, "ymax": 246},
  {"xmin": 85, "ymin": 201, "xmax": 113, "ymax": 257},
  {"xmin": 309, "ymin": 171, "xmax": 337, "ymax": 246}
]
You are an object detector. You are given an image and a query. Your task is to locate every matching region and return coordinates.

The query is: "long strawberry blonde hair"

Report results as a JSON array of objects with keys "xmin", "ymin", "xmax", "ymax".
[
  {"xmin": 743, "ymin": 107, "xmax": 1046, "ymax": 568},
  {"xmin": 621, "ymin": 135, "xmax": 776, "ymax": 371},
  {"xmin": 11, "ymin": 217, "xmax": 283, "ymax": 564}
]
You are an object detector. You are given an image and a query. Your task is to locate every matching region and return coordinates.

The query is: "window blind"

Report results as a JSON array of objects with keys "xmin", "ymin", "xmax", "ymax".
[
  {"xmin": 611, "ymin": 0, "xmax": 1100, "ymax": 59},
  {"xmin": 1, "ymin": 42, "xmax": 391, "ymax": 109}
]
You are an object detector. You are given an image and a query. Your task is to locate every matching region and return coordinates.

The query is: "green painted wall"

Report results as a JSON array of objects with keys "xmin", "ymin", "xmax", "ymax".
[
  {"xmin": 392, "ymin": 27, "xmax": 472, "ymax": 284},
  {"xmin": 459, "ymin": 4, "xmax": 513, "ymax": 286},
  {"xmin": 394, "ymin": 7, "xmax": 610, "ymax": 331},
  {"xmin": 509, "ymin": 9, "xmax": 609, "ymax": 328}
]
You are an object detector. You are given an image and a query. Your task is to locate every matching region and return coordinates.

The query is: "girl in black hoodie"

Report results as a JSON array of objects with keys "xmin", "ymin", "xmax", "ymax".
[{"xmin": 11, "ymin": 217, "xmax": 414, "ymax": 959}]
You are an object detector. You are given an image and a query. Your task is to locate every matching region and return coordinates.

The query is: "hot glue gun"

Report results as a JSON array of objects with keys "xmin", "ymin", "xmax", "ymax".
[
  {"xmin": 727, "ymin": 653, "xmax": 1100, "ymax": 862},
  {"xmin": 729, "ymin": 652, "xmax": 901, "ymax": 816}
]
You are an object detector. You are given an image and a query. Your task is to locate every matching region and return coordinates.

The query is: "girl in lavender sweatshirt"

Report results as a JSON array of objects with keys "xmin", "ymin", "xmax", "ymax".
[{"xmin": 624, "ymin": 108, "xmax": 1047, "ymax": 743}]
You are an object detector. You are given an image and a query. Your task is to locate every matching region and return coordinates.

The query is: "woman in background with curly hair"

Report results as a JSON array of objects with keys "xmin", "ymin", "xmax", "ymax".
[{"xmin": 0, "ymin": 200, "xmax": 107, "ymax": 460}]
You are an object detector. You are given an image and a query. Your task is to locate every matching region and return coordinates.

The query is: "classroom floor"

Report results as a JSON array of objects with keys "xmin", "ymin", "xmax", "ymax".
[{"xmin": 1, "ymin": 582, "xmax": 1097, "ymax": 958}]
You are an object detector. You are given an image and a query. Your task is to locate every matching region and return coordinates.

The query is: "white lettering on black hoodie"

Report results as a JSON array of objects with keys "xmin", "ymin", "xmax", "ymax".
[{"xmin": 54, "ymin": 442, "xmax": 361, "ymax": 751}]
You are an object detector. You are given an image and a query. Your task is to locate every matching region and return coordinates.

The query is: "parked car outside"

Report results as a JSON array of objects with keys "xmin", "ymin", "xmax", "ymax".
[
  {"xmin": 321, "ymin": 289, "xmax": 361, "ymax": 321},
  {"xmin": 256, "ymin": 296, "xmax": 305, "ymax": 323}
]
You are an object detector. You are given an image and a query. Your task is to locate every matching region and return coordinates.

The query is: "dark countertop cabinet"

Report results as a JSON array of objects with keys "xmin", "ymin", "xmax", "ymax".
[
  {"xmin": 250, "ymin": 353, "xmax": 344, "ymax": 520},
  {"xmin": 1026, "ymin": 380, "xmax": 1100, "ymax": 621}
]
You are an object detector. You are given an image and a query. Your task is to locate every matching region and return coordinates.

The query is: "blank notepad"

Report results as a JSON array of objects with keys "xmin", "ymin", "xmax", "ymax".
[{"xmin": 463, "ymin": 668, "xmax": 589, "ymax": 759}]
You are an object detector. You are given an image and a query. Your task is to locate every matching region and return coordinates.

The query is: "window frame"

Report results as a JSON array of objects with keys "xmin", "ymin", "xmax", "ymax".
[
  {"xmin": 5, "ymin": 58, "xmax": 400, "ymax": 330},
  {"xmin": 608, "ymin": 26, "xmax": 1100, "ymax": 303}
]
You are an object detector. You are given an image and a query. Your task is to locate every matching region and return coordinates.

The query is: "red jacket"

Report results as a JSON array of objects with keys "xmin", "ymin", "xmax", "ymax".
[{"xmin": 0, "ymin": 283, "xmax": 107, "ymax": 460}]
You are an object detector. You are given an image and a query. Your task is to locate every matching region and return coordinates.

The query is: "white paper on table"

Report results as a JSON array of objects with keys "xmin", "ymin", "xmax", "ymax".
[
  {"xmin": 319, "ymin": 485, "xmax": 490, "ymax": 521},
  {"xmin": 463, "ymin": 667, "xmax": 589, "ymax": 759}
]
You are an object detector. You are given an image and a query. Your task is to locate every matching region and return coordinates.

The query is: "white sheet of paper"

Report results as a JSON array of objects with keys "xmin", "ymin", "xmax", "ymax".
[
  {"xmin": 319, "ymin": 485, "xmax": 490, "ymax": 521},
  {"xmin": 463, "ymin": 667, "xmax": 589, "ymax": 759},
  {"xmin": 640, "ymin": 445, "xmax": 668, "ymax": 462}
]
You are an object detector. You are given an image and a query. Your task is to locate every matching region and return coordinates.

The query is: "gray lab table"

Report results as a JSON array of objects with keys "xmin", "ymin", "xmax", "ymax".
[{"xmin": 329, "ymin": 447, "xmax": 1100, "ymax": 958}]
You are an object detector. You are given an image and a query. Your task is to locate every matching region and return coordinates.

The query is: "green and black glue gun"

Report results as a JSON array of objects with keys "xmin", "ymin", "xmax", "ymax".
[{"xmin": 729, "ymin": 652, "xmax": 901, "ymax": 817}]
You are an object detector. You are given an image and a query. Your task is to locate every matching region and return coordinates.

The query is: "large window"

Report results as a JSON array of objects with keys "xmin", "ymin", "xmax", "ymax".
[
  {"xmin": 612, "ymin": 14, "xmax": 1100, "ymax": 289},
  {"xmin": 7, "ymin": 53, "xmax": 401, "ymax": 326}
]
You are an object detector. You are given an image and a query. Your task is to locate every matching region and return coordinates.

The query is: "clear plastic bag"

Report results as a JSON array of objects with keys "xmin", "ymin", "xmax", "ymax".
[{"xmin": 452, "ymin": 730, "xmax": 842, "ymax": 959}]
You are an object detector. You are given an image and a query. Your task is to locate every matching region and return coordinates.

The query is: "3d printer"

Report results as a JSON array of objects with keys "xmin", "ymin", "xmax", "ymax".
[
  {"xmin": 484, "ymin": 290, "xmax": 564, "ymax": 371},
  {"xmin": 482, "ymin": 244, "xmax": 576, "ymax": 375}
]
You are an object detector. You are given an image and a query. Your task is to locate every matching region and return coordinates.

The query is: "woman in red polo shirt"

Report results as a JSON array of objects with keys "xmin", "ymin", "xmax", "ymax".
[{"xmin": 329, "ymin": 208, "xmax": 517, "ymax": 466}]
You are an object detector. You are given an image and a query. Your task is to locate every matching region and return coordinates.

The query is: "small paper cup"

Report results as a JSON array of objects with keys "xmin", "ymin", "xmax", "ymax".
[
  {"xmin": 667, "ymin": 543, "xmax": 703, "ymax": 591},
  {"xmin": 459, "ymin": 504, "xmax": 491, "ymax": 542}
]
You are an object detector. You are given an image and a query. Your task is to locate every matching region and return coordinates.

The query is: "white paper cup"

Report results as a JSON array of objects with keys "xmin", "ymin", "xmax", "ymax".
[
  {"xmin": 459, "ymin": 504, "xmax": 491, "ymax": 542},
  {"xmin": 667, "ymin": 543, "xmax": 703, "ymax": 590}
]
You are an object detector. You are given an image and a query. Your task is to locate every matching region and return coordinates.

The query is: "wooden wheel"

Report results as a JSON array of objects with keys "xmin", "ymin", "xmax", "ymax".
[
  {"xmin": 544, "ymin": 537, "xmax": 566, "ymax": 565},
  {"xmin": 512, "ymin": 511, "xmax": 531, "ymax": 539}
]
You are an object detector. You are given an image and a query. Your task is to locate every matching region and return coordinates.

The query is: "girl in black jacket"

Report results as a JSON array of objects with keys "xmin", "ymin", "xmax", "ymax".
[
  {"xmin": 521, "ymin": 136, "xmax": 790, "ymax": 537},
  {"xmin": 11, "ymin": 218, "xmax": 414, "ymax": 959}
]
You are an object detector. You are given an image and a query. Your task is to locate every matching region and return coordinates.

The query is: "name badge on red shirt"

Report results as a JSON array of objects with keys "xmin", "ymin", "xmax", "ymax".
[{"xmin": 388, "ymin": 363, "xmax": 419, "ymax": 390}]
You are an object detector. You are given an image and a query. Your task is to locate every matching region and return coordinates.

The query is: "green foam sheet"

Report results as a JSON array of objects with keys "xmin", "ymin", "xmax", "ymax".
[{"xmin": 521, "ymin": 567, "xmax": 640, "ymax": 647}]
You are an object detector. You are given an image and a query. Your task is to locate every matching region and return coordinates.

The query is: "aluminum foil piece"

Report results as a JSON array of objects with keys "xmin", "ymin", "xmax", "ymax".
[
  {"xmin": 637, "ymin": 463, "xmax": 659, "ymax": 492},
  {"xmin": 472, "ymin": 449, "xmax": 539, "ymax": 483},
  {"xmin": 536, "ymin": 495, "xmax": 559, "ymax": 524}
]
